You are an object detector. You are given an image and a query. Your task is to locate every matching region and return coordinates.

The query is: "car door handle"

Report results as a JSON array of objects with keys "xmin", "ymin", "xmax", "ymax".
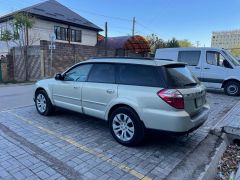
[
  {"xmin": 106, "ymin": 89, "xmax": 114, "ymax": 94},
  {"xmin": 195, "ymin": 67, "xmax": 200, "ymax": 69},
  {"xmin": 73, "ymin": 86, "xmax": 80, "ymax": 89},
  {"xmin": 204, "ymin": 67, "xmax": 210, "ymax": 69}
]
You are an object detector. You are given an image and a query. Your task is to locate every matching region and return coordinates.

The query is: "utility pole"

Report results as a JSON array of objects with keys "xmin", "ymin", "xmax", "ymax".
[
  {"xmin": 105, "ymin": 22, "xmax": 108, "ymax": 56},
  {"xmin": 25, "ymin": 26, "xmax": 29, "ymax": 81},
  {"xmin": 132, "ymin": 17, "xmax": 136, "ymax": 37},
  {"xmin": 196, "ymin": 41, "xmax": 200, "ymax": 47}
]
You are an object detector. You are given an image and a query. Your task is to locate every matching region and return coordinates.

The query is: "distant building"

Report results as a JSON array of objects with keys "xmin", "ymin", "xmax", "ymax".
[{"xmin": 211, "ymin": 30, "xmax": 240, "ymax": 49}]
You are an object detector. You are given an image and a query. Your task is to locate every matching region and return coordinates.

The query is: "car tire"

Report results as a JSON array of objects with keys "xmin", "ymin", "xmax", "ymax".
[
  {"xmin": 109, "ymin": 107, "xmax": 145, "ymax": 146},
  {"xmin": 35, "ymin": 90, "xmax": 54, "ymax": 116},
  {"xmin": 224, "ymin": 81, "xmax": 240, "ymax": 96}
]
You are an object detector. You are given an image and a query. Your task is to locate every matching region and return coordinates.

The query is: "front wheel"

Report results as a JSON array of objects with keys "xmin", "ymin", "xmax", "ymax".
[
  {"xmin": 224, "ymin": 81, "xmax": 240, "ymax": 96},
  {"xmin": 109, "ymin": 107, "xmax": 145, "ymax": 146},
  {"xmin": 35, "ymin": 90, "xmax": 54, "ymax": 115}
]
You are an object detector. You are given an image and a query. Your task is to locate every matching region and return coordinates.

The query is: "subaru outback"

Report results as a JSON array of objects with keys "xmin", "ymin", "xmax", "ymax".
[{"xmin": 34, "ymin": 57, "xmax": 210, "ymax": 146}]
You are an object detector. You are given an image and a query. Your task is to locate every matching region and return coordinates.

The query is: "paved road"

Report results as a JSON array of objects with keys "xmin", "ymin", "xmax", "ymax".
[
  {"xmin": 0, "ymin": 85, "xmax": 239, "ymax": 179},
  {"xmin": 0, "ymin": 84, "xmax": 34, "ymax": 111}
]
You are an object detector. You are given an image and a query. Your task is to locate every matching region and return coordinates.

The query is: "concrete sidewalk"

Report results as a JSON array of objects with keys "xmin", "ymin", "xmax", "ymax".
[
  {"xmin": 212, "ymin": 100, "xmax": 240, "ymax": 180},
  {"xmin": 212, "ymin": 100, "xmax": 240, "ymax": 136}
]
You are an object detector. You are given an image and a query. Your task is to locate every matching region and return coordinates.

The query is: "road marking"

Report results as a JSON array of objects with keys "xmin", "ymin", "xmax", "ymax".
[
  {"xmin": 7, "ymin": 111, "xmax": 152, "ymax": 180},
  {"xmin": 0, "ymin": 105, "xmax": 34, "ymax": 113}
]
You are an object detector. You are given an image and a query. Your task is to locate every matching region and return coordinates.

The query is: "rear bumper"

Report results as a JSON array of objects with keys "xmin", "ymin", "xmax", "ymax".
[{"xmin": 141, "ymin": 104, "xmax": 210, "ymax": 133}]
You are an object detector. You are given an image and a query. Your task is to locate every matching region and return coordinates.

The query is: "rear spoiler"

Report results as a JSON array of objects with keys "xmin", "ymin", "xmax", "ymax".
[{"xmin": 164, "ymin": 63, "xmax": 187, "ymax": 68}]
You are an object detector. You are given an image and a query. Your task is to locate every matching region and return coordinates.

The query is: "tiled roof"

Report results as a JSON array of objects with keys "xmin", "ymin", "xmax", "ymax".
[{"xmin": 0, "ymin": 0, "xmax": 102, "ymax": 31}]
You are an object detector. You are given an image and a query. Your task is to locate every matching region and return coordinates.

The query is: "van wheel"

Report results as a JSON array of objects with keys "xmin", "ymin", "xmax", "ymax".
[
  {"xmin": 109, "ymin": 107, "xmax": 145, "ymax": 146},
  {"xmin": 35, "ymin": 90, "xmax": 54, "ymax": 116},
  {"xmin": 224, "ymin": 81, "xmax": 240, "ymax": 96}
]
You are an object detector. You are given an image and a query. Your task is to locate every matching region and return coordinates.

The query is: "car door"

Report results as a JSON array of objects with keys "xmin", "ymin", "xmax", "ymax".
[
  {"xmin": 82, "ymin": 63, "xmax": 117, "ymax": 119},
  {"xmin": 177, "ymin": 50, "xmax": 202, "ymax": 78},
  {"xmin": 52, "ymin": 63, "xmax": 93, "ymax": 112},
  {"xmin": 201, "ymin": 51, "xmax": 229, "ymax": 89}
]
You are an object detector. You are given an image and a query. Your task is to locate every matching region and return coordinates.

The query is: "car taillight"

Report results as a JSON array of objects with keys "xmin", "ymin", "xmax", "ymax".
[{"xmin": 157, "ymin": 89, "xmax": 184, "ymax": 109}]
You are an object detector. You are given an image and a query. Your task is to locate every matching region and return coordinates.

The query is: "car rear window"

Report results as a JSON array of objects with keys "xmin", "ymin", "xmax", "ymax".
[
  {"xmin": 117, "ymin": 64, "xmax": 164, "ymax": 87},
  {"xmin": 162, "ymin": 64, "xmax": 200, "ymax": 88}
]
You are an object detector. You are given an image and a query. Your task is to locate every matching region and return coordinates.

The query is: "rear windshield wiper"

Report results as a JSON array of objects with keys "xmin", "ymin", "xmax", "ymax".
[{"xmin": 183, "ymin": 83, "xmax": 198, "ymax": 87}]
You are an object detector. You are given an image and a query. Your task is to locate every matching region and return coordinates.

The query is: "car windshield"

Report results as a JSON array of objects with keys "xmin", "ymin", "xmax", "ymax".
[
  {"xmin": 162, "ymin": 64, "xmax": 200, "ymax": 88},
  {"xmin": 221, "ymin": 50, "xmax": 240, "ymax": 66}
]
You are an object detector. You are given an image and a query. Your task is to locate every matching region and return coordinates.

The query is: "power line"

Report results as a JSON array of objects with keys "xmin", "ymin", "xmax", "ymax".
[{"xmin": 136, "ymin": 21, "xmax": 168, "ymax": 39}]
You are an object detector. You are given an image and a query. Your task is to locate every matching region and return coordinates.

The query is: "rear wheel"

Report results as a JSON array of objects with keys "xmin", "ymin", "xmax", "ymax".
[
  {"xmin": 109, "ymin": 107, "xmax": 145, "ymax": 146},
  {"xmin": 224, "ymin": 81, "xmax": 240, "ymax": 96},
  {"xmin": 35, "ymin": 90, "xmax": 54, "ymax": 115}
]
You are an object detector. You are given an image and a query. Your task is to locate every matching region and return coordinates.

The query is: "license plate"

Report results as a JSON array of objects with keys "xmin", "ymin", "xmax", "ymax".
[{"xmin": 195, "ymin": 97, "xmax": 203, "ymax": 108}]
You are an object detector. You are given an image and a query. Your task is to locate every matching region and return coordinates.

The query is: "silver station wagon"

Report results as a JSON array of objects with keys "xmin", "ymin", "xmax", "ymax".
[{"xmin": 34, "ymin": 57, "xmax": 210, "ymax": 146}]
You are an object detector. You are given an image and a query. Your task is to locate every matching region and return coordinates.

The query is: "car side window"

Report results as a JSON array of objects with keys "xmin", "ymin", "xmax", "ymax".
[
  {"xmin": 178, "ymin": 51, "xmax": 201, "ymax": 66},
  {"xmin": 116, "ymin": 64, "xmax": 163, "ymax": 87},
  {"xmin": 64, "ymin": 64, "xmax": 92, "ymax": 82},
  {"xmin": 206, "ymin": 51, "xmax": 225, "ymax": 67},
  {"xmin": 87, "ymin": 63, "xmax": 115, "ymax": 83}
]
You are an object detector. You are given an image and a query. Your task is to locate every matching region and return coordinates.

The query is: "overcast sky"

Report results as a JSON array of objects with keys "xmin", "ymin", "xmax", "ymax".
[{"xmin": 1, "ymin": 0, "xmax": 240, "ymax": 47}]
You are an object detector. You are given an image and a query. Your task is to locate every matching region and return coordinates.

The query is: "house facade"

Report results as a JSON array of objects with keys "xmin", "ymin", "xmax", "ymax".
[{"xmin": 0, "ymin": 0, "xmax": 102, "ymax": 55}]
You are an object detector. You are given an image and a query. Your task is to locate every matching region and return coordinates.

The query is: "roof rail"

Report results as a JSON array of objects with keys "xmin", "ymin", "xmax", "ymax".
[
  {"xmin": 92, "ymin": 56, "xmax": 154, "ymax": 60},
  {"xmin": 155, "ymin": 58, "xmax": 174, "ymax": 61}
]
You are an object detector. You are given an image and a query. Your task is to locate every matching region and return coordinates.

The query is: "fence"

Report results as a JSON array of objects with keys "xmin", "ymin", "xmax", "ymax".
[{"xmin": 5, "ymin": 41, "xmax": 116, "ymax": 82}]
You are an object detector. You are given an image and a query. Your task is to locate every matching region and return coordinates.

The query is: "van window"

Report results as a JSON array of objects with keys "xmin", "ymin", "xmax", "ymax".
[
  {"xmin": 206, "ymin": 51, "xmax": 224, "ymax": 66},
  {"xmin": 162, "ymin": 64, "xmax": 200, "ymax": 88},
  {"xmin": 87, "ymin": 64, "xmax": 115, "ymax": 83},
  {"xmin": 178, "ymin": 51, "xmax": 201, "ymax": 66},
  {"xmin": 117, "ymin": 64, "xmax": 163, "ymax": 87}
]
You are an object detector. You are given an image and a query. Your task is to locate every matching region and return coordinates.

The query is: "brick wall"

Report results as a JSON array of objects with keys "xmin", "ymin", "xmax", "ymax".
[
  {"xmin": 40, "ymin": 40, "xmax": 116, "ymax": 77},
  {"xmin": 7, "ymin": 41, "xmax": 116, "ymax": 81},
  {"xmin": 1, "ymin": 63, "xmax": 8, "ymax": 82}
]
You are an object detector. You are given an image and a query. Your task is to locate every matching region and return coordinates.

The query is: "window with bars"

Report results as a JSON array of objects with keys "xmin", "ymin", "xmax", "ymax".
[
  {"xmin": 54, "ymin": 26, "xmax": 82, "ymax": 42},
  {"xmin": 71, "ymin": 29, "xmax": 82, "ymax": 42},
  {"xmin": 54, "ymin": 26, "xmax": 68, "ymax": 41}
]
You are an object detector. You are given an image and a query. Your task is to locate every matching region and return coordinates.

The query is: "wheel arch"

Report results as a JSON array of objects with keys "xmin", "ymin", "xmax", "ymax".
[
  {"xmin": 221, "ymin": 79, "xmax": 240, "ymax": 88},
  {"xmin": 35, "ymin": 87, "xmax": 53, "ymax": 104},
  {"xmin": 106, "ymin": 103, "xmax": 142, "ymax": 123}
]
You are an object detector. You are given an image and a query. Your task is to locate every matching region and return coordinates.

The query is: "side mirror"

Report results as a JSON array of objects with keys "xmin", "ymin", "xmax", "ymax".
[
  {"xmin": 223, "ymin": 59, "xmax": 232, "ymax": 69},
  {"xmin": 55, "ymin": 73, "xmax": 64, "ymax": 80}
]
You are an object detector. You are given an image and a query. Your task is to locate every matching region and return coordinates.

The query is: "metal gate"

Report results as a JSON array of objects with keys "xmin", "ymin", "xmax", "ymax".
[{"xmin": 0, "ymin": 62, "xmax": 2, "ymax": 81}]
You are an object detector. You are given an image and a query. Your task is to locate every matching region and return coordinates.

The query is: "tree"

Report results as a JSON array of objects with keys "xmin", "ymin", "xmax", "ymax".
[
  {"xmin": 0, "ymin": 30, "xmax": 13, "ymax": 52},
  {"xmin": 11, "ymin": 12, "xmax": 35, "ymax": 81},
  {"xmin": 146, "ymin": 33, "xmax": 166, "ymax": 54},
  {"xmin": 12, "ymin": 12, "xmax": 35, "ymax": 47},
  {"xmin": 166, "ymin": 38, "xmax": 180, "ymax": 48},
  {"xmin": 231, "ymin": 48, "xmax": 240, "ymax": 58},
  {"xmin": 179, "ymin": 39, "xmax": 193, "ymax": 47}
]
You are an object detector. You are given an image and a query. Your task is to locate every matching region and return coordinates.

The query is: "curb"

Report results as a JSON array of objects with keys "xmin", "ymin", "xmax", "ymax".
[
  {"xmin": 198, "ymin": 133, "xmax": 229, "ymax": 180},
  {"xmin": 0, "ymin": 82, "xmax": 35, "ymax": 87},
  {"xmin": 235, "ymin": 164, "xmax": 240, "ymax": 180}
]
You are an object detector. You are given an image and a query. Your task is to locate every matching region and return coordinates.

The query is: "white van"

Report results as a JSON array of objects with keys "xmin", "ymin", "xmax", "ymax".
[{"xmin": 155, "ymin": 47, "xmax": 240, "ymax": 96}]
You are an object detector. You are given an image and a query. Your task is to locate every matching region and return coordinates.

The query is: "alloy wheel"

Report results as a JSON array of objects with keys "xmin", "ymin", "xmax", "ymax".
[
  {"xmin": 36, "ymin": 94, "xmax": 47, "ymax": 113},
  {"xmin": 112, "ymin": 113, "xmax": 135, "ymax": 141}
]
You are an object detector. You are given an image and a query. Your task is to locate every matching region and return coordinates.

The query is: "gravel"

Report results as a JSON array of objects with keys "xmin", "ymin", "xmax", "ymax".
[{"xmin": 216, "ymin": 144, "xmax": 240, "ymax": 180}]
